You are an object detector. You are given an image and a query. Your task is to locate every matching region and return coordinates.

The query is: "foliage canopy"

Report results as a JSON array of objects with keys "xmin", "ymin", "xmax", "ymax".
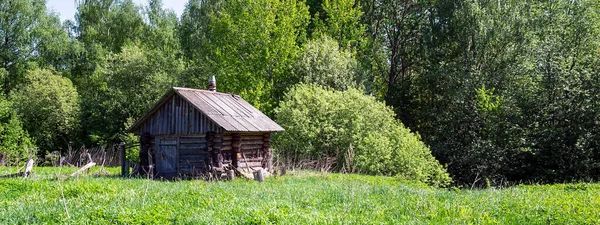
[{"xmin": 295, "ymin": 35, "xmax": 359, "ymax": 91}]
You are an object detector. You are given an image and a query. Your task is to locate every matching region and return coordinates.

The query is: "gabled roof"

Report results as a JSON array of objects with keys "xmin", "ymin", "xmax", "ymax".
[{"xmin": 127, "ymin": 87, "xmax": 284, "ymax": 133}]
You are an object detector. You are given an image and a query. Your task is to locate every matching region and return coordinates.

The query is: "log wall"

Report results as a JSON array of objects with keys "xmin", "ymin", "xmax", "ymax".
[
  {"xmin": 147, "ymin": 132, "xmax": 271, "ymax": 177},
  {"xmin": 178, "ymin": 135, "xmax": 208, "ymax": 175},
  {"xmin": 224, "ymin": 132, "xmax": 271, "ymax": 170}
]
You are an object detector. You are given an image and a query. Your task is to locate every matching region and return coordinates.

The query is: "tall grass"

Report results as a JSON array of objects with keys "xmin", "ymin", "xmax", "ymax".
[{"xmin": 0, "ymin": 167, "xmax": 599, "ymax": 224}]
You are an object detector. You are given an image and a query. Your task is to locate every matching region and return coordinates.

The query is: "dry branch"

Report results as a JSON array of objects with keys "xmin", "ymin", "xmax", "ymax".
[{"xmin": 70, "ymin": 162, "xmax": 96, "ymax": 177}]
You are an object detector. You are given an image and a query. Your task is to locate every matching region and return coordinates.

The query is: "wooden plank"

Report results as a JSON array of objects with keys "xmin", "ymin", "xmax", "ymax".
[
  {"xmin": 179, "ymin": 155, "xmax": 207, "ymax": 161},
  {"xmin": 161, "ymin": 138, "xmax": 177, "ymax": 146},
  {"xmin": 225, "ymin": 95, "xmax": 256, "ymax": 117},
  {"xmin": 214, "ymin": 141, "xmax": 223, "ymax": 148},
  {"xmin": 238, "ymin": 116, "xmax": 263, "ymax": 132},
  {"xmin": 175, "ymin": 134, "xmax": 206, "ymax": 138},
  {"xmin": 176, "ymin": 136, "xmax": 180, "ymax": 165},
  {"xmin": 184, "ymin": 97, "xmax": 190, "ymax": 134},
  {"xmin": 185, "ymin": 91, "xmax": 219, "ymax": 115},
  {"xmin": 179, "ymin": 162, "xmax": 206, "ymax": 169},
  {"xmin": 229, "ymin": 116, "xmax": 256, "ymax": 131},
  {"xmin": 179, "ymin": 138, "xmax": 206, "ymax": 144},
  {"xmin": 179, "ymin": 163, "xmax": 206, "ymax": 171},
  {"xmin": 179, "ymin": 151, "xmax": 208, "ymax": 156},
  {"xmin": 181, "ymin": 156, "xmax": 207, "ymax": 161},
  {"xmin": 205, "ymin": 92, "xmax": 237, "ymax": 116},
  {"xmin": 239, "ymin": 161, "xmax": 262, "ymax": 168},
  {"xmin": 177, "ymin": 97, "xmax": 182, "ymax": 134},
  {"xmin": 178, "ymin": 144, "xmax": 207, "ymax": 149},
  {"xmin": 70, "ymin": 162, "xmax": 96, "ymax": 177},
  {"xmin": 241, "ymin": 140, "xmax": 263, "ymax": 145},
  {"xmin": 191, "ymin": 108, "xmax": 197, "ymax": 133},
  {"xmin": 241, "ymin": 144, "xmax": 264, "ymax": 150},
  {"xmin": 218, "ymin": 95, "xmax": 252, "ymax": 117},
  {"xmin": 186, "ymin": 99, "xmax": 191, "ymax": 134},
  {"xmin": 179, "ymin": 147, "xmax": 208, "ymax": 152},
  {"xmin": 180, "ymin": 158, "xmax": 207, "ymax": 163},
  {"xmin": 239, "ymin": 157, "xmax": 264, "ymax": 162},
  {"xmin": 180, "ymin": 161, "xmax": 207, "ymax": 166},
  {"xmin": 179, "ymin": 142, "xmax": 206, "ymax": 147},
  {"xmin": 241, "ymin": 135, "xmax": 263, "ymax": 140},
  {"xmin": 180, "ymin": 154, "xmax": 208, "ymax": 159},
  {"xmin": 179, "ymin": 148, "xmax": 207, "ymax": 152}
]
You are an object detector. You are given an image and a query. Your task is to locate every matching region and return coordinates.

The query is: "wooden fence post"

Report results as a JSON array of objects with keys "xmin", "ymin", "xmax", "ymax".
[{"xmin": 120, "ymin": 142, "xmax": 129, "ymax": 177}]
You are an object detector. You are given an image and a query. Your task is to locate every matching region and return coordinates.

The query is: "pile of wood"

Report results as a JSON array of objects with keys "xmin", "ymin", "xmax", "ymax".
[{"xmin": 211, "ymin": 164, "xmax": 271, "ymax": 182}]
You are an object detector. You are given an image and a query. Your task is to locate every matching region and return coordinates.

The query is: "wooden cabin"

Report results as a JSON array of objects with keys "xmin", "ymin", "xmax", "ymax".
[{"xmin": 126, "ymin": 79, "xmax": 283, "ymax": 178}]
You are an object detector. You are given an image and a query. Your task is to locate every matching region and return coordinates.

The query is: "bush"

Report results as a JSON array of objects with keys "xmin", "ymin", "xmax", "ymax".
[
  {"xmin": 10, "ymin": 69, "xmax": 80, "ymax": 154},
  {"xmin": 0, "ymin": 85, "xmax": 36, "ymax": 165},
  {"xmin": 274, "ymin": 84, "xmax": 451, "ymax": 186}
]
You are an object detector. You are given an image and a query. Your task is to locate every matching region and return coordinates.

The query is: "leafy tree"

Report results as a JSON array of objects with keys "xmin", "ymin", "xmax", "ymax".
[
  {"xmin": 69, "ymin": 0, "xmax": 146, "ymax": 90},
  {"xmin": 0, "ymin": 69, "xmax": 35, "ymax": 165},
  {"xmin": 388, "ymin": 0, "xmax": 600, "ymax": 185},
  {"xmin": 10, "ymin": 69, "xmax": 80, "ymax": 154},
  {"xmin": 104, "ymin": 44, "xmax": 180, "ymax": 126},
  {"xmin": 75, "ymin": 0, "xmax": 145, "ymax": 53},
  {"xmin": 274, "ymin": 84, "xmax": 451, "ymax": 186},
  {"xmin": 142, "ymin": 0, "xmax": 180, "ymax": 56},
  {"xmin": 358, "ymin": 0, "xmax": 428, "ymax": 101},
  {"xmin": 295, "ymin": 35, "xmax": 358, "ymax": 91},
  {"xmin": 0, "ymin": 0, "xmax": 71, "ymax": 94},
  {"xmin": 84, "ymin": 44, "xmax": 181, "ymax": 144},
  {"xmin": 178, "ymin": 0, "xmax": 223, "ymax": 64},
  {"xmin": 180, "ymin": 0, "xmax": 310, "ymax": 114},
  {"xmin": 310, "ymin": 0, "xmax": 376, "ymax": 92},
  {"xmin": 315, "ymin": 0, "xmax": 365, "ymax": 50},
  {"xmin": 517, "ymin": 0, "xmax": 600, "ymax": 182},
  {"xmin": 70, "ymin": 0, "xmax": 181, "ymax": 146}
]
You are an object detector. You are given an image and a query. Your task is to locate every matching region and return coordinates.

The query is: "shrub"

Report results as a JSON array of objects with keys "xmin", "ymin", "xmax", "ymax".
[
  {"xmin": 10, "ymin": 69, "xmax": 80, "ymax": 154},
  {"xmin": 0, "ymin": 85, "xmax": 36, "ymax": 165},
  {"xmin": 274, "ymin": 84, "xmax": 451, "ymax": 186}
]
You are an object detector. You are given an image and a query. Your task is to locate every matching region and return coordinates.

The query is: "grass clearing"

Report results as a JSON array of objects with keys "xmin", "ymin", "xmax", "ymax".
[{"xmin": 1, "ymin": 167, "xmax": 599, "ymax": 224}]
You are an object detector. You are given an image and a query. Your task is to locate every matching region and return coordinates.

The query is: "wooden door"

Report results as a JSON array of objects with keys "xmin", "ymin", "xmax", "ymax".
[{"xmin": 156, "ymin": 137, "xmax": 178, "ymax": 178}]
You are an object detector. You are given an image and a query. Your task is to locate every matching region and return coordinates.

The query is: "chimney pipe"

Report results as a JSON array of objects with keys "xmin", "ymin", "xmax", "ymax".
[{"xmin": 208, "ymin": 76, "xmax": 216, "ymax": 91}]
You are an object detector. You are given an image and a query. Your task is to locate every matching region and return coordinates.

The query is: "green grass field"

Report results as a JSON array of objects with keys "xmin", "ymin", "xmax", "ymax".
[{"xmin": 0, "ymin": 167, "xmax": 598, "ymax": 224}]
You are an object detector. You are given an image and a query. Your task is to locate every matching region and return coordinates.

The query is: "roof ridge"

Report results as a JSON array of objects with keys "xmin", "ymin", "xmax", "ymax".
[{"xmin": 172, "ymin": 87, "xmax": 241, "ymax": 97}]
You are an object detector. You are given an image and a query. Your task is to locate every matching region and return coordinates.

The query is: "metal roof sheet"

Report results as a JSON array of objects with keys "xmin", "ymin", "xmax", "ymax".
[{"xmin": 127, "ymin": 87, "xmax": 284, "ymax": 133}]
